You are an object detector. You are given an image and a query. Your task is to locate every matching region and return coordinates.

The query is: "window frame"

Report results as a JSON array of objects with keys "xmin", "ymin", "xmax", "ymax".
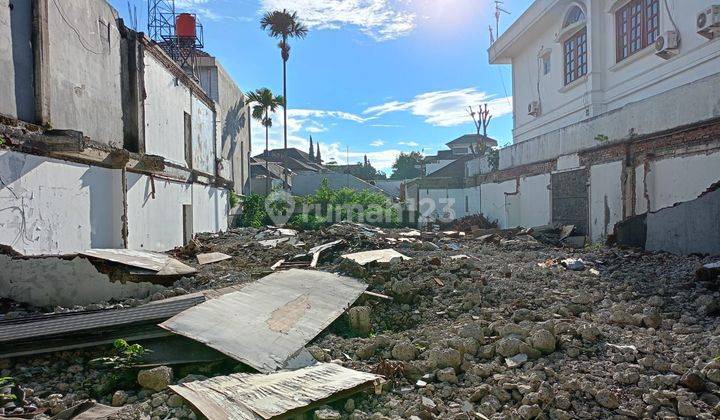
[
  {"xmin": 615, "ymin": 0, "xmax": 660, "ymax": 63},
  {"xmin": 563, "ymin": 27, "xmax": 587, "ymax": 86}
]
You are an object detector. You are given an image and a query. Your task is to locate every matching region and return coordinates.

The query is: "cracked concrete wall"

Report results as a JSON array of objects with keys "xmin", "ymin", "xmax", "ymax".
[
  {"xmin": 589, "ymin": 161, "xmax": 624, "ymax": 242},
  {"xmin": 46, "ymin": 0, "xmax": 124, "ymax": 146},
  {"xmin": 0, "ymin": 150, "xmax": 123, "ymax": 255},
  {"xmin": 640, "ymin": 151, "xmax": 720, "ymax": 214},
  {"xmin": 0, "ymin": 254, "xmax": 164, "ymax": 306},
  {"xmin": 0, "ymin": 0, "xmax": 35, "ymax": 122}
]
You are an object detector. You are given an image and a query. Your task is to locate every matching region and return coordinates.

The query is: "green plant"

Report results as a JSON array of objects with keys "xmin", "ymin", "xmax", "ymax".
[
  {"xmin": 288, "ymin": 213, "xmax": 326, "ymax": 231},
  {"xmin": 0, "ymin": 137, "xmax": 5, "ymax": 147},
  {"xmin": 90, "ymin": 339, "xmax": 150, "ymax": 370},
  {"xmin": 239, "ymin": 194, "xmax": 269, "ymax": 228},
  {"xmin": 486, "ymin": 148, "xmax": 500, "ymax": 172},
  {"xmin": 594, "ymin": 134, "xmax": 609, "ymax": 143},
  {"xmin": 229, "ymin": 191, "xmax": 240, "ymax": 208},
  {"xmin": 0, "ymin": 376, "xmax": 16, "ymax": 400}
]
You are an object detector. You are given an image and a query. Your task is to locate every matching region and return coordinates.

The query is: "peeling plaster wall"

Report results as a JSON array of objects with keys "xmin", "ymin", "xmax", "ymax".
[
  {"xmin": 0, "ymin": 150, "xmax": 122, "ymax": 255},
  {"xmin": 47, "ymin": 0, "xmax": 124, "ymax": 146},
  {"xmin": 191, "ymin": 95, "xmax": 215, "ymax": 175},
  {"xmin": 589, "ymin": 161, "xmax": 623, "ymax": 242},
  {"xmin": 192, "ymin": 184, "xmax": 228, "ymax": 235},
  {"xmin": 0, "ymin": 0, "xmax": 34, "ymax": 122},
  {"xmin": 0, "ymin": 255, "xmax": 165, "ymax": 307},
  {"xmin": 143, "ymin": 53, "xmax": 192, "ymax": 166},
  {"xmin": 480, "ymin": 180, "xmax": 516, "ymax": 228},
  {"xmin": 642, "ymin": 151, "xmax": 720, "ymax": 213},
  {"xmin": 126, "ymin": 173, "xmax": 191, "ymax": 251}
]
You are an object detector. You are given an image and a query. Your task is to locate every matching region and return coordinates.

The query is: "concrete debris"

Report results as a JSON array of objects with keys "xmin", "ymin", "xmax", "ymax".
[
  {"xmin": 560, "ymin": 258, "xmax": 586, "ymax": 271},
  {"xmin": 196, "ymin": 252, "xmax": 231, "ymax": 265},
  {"xmin": 160, "ymin": 269, "xmax": 367, "ymax": 373},
  {"xmin": 341, "ymin": 249, "xmax": 411, "ymax": 266},
  {"xmin": 79, "ymin": 249, "xmax": 196, "ymax": 276},
  {"xmin": 169, "ymin": 363, "xmax": 381, "ymax": 420},
  {"xmin": 1, "ymin": 222, "xmax": 719, "ymax": 419}
]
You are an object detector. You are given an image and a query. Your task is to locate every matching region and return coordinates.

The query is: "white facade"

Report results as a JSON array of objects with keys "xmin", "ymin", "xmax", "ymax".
[{"xmin": 489, "ymin": 0, "xmax": 720, "ymax": 148}]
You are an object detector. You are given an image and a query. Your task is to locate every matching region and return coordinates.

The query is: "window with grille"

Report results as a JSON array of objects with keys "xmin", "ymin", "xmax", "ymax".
[
  {"xmin": 563, "ymin": 27, "xmax": 587, "ymax": 86},
  {"xmin": 616, "ymin": 0, "xmax": 660, "ymax": 62}
]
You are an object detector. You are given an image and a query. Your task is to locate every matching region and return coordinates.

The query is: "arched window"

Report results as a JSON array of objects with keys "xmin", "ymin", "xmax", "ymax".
[
  {"xmin": 563, "ymin": 6, "xmax": 586, "ymax": 28},
  {"xmin": 561, "ymin": 5, "xmax": 588, "ymax": 86}
]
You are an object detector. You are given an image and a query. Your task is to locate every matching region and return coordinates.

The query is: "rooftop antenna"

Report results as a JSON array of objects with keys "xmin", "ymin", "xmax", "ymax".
[{"xmin": 493, "ymin": 0, "xmax": 510, "ymax": 41}]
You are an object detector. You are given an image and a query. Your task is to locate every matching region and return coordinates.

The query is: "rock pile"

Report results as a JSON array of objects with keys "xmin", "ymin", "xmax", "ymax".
[{"xmin": 1, "ymin": 224, "xmax": 719, "ymax": 419}]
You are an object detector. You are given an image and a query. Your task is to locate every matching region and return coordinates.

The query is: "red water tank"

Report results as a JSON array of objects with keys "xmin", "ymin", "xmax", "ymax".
[{"xmin": 176, "ymin": 13, "xmax": 196, "ymax": 38}]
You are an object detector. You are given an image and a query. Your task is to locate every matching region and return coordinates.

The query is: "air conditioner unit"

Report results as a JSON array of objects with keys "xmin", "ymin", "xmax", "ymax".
[
  {"xmin": 655, "ymin": 31, "xmax": 679, "ymax": 59},
  {"xmin": 697, "ymin": 5, "xmax": 720, "ymax": 39},
  {"xmin": 528, "ymin": 101, "xmax": 541, "ymax": 117}
]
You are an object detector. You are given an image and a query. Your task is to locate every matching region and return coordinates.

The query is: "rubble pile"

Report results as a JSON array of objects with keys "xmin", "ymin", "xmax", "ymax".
[{"xmin": 2, "ymin": 223, "xmax": 720, "ymax": 419}]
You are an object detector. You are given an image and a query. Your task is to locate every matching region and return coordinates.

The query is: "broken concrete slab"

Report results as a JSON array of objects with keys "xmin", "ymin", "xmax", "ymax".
[
  {"xmin": 341, "ymin": 249, "xmax": 411, "ymax": 266},
  {"xmin": 159, "ymin": 269, "xmax": 368, "ymax": 373},
  {"xmin": 79, "ymin": 249, "xmax": 196, "ymax": 276},
  {"xmin": 308, "ymin": 239, "xmax": 345, "ymax": 268},
  {"xmin": 169, "ymin": 363, "xmax": 381, "ymax": 420},
  {"xmin": 196, "ymin": 252, "xmax": 232, "ymax": 265},
  {"xmin": 0, "ymin": 254, "xmax": 167, "ymax": 307}
]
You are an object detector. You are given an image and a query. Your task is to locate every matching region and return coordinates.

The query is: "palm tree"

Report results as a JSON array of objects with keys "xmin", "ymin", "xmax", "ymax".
[
  {"xmin": 261, "ymin": 9, "xmax": 308, "ymax": 189},
  {"xmin": 246, "ymin": 88, "xmax": 284, "ymax": 193}
]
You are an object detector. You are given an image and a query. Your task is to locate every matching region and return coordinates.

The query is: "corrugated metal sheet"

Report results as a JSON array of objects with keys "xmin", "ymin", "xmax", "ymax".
[
  {"xmin": 0, "ymin": 295, "xmax": 205, "ymax": 343},
  {"xmin": 79, "ymin": 249, "xmax": 196, "ymax": 275},
  {"xmin": 169, "ymin": 363, "xmax": 380, "ymax": 420},
  {"xmin": 341, "ymin": 249, "xmax": 411, "ymax": 265},
  {"xmin": 160, "ymin": 269, "xmax": 367, "ymax": 373}
]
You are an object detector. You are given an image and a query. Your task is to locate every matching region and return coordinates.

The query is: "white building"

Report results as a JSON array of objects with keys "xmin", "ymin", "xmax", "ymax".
[{"xmin": 409, "ymin": 0, "xmax": 720, "ymax": 254}]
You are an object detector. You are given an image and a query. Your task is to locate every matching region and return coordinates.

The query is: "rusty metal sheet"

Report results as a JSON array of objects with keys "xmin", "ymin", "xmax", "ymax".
[
  {"xmin": 196, "ymin": 252, "xmax": 232, "ymax": 265},
  {"xmin": 341, "ymin": 249, "xmax": 411, "ymax": 266},
  {"xmin": 169, "ymin": 363, "xmax": 381, "ymax": 420},
  {"xmin": 160, "ymin": 269, "xmax": 367, "ymax": 373},
  {"xmin": 79, "ymin": 249, "xmax": 196, "ymax": 276}
]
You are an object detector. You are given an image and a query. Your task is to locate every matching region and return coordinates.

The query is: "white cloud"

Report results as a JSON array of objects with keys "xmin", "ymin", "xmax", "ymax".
[
  {"xmin": 370, "ymin": 139, "xmax": 385, "ymax": 147},
  {"xmin": 260, "ymin": 0, "xmax": 416, "ymax": 41},
  {"xmin": 398, "ymin": 141, "xmax": 419, "ymax": 147},
  {"xmin": 322, "ymin": 143, "xmax": 401, "ymax": 172},
  {"xmin": 364, "ymin": 87, "xmax": 513, "ymax": 127}
]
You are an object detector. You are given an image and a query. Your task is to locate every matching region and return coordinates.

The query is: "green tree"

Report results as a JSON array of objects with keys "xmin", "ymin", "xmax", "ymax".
[
  {"xmin": 261, "ymin": 9, "xmax": 308, "ymax": 188},
  {"xmin": 390, "ymin": 151, "xmax": 424, "ymax": 179},
  {"xmin": 246, "ymin": 88, "xmax": 284, "ymax": 193}
]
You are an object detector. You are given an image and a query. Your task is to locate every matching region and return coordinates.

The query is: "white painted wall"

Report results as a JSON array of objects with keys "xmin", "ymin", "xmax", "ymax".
[
  {"xmin": 0, "ymin": 150, "xmax": 122, "ymax": 255},
  {"xmin": 518, "ymin": 174, "xmax": 552, "ymax": 228},
  {"xmin": 192, "ymin": 95, "xmax": 216, "ymax": 175},
  {"xmin": 641, "ymin": 150, "xmax": 720, "ymax": 212},
  {"xmin": 480, "ymin": 180, "xmax": 517, "ymax": 228},
  {"xmin": 192, "ymin": 184, "xmax": 228, "ymax": 235},
  {"xmin": 126, "ymin": 173, "xmax": 191, "ymax": 251},
  {"xmin": 0, "ymin": 0, "xmax": 34, "ymax": 122},
  {"xmin": 589, "ymin": 160, "xmax": 623, "ymax": 241},
  {"xmin": 47, "ymin": 0, "xmax": 124, "ymax": 146},
  {"xmin": 144, "ymin": 54, "xmax": 191, "ymax": 166}
]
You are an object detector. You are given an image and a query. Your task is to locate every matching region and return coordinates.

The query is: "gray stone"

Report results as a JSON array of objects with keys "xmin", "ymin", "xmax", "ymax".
[
  {"xmin": 595, "ymin": 389, "xmax": 619, "ymax": 409},
  {"xmin": 529, "ymin": 329, "xmax": 556, "ymax": 354},
  {"xmin": 137, "ymin": 366, "xmax": 173, "ymax": 392},
  {"xmin": 348, "ymin": 306, "xmax": 372, "ymax": 336},
  {"xmin": 436, "ymin": 367, "xmax": 458, "ymax": 384},
  {"xmin": 391, "ymin": 341, "xmax": 417, "ymax": 361},
  {"xmin": 495, "ymin": 337, "xmax": 532, "ymax": 357}
]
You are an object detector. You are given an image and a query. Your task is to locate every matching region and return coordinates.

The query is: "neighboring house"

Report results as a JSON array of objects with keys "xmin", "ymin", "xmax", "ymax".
[
  {"xmin": 0, "ymin": 0, "xmax": 250, "ymax": 255},
  {"xmin": 425, "ymin": 134, "xmax": 497, "ymax": 175},
  {"xmin": 254, "ymin": 148, "xmax": 325, "ymax": 173},
  {"xmin": 407, "ymin": 0, "xmax": 720, "ymax": 254}
]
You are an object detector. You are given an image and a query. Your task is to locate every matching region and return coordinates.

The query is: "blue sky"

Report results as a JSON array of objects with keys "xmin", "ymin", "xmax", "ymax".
[{"xmin": 112, "ymin": 0, "xmax": 533, "ymax": 173}]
